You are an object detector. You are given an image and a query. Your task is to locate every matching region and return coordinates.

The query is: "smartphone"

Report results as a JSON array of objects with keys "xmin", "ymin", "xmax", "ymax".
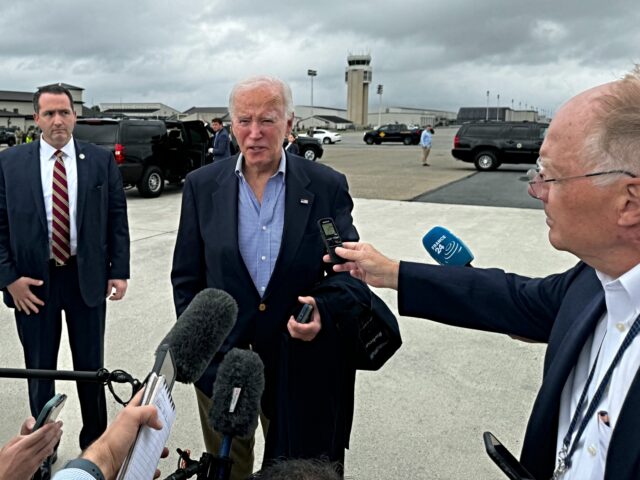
[
  {"xmin": 483, "ymin": 432, "xmax": 536, "ymax": 480},
  {"xmin": 318, "ymin": 217, "xmax": 345, "ymax": 264},
  {"xmin": 153, "ymin": 344, "xmax": 176, "ymax": 391},
  {"xmin": 295, "ymin": 303, "xmax": 314, "ymax": 324},
  {"xmin": 33, "ymin": 393, "xmax": 67, "ymax": 430}
]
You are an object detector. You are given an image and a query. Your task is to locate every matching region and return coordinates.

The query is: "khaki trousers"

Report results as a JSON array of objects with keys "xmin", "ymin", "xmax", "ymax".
[
  {"xmin": 195, "ymin": 386, "xmax": 269, "ymax": 480},
  {"xmin": 421, "ymin": 146, "xmax": 431, "ymax": 165}
]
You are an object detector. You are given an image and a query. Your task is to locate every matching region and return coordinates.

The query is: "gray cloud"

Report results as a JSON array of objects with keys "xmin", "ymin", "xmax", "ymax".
[{"xmin": 1, "ymin": 0, "xmax": 638, "ymax": 115}]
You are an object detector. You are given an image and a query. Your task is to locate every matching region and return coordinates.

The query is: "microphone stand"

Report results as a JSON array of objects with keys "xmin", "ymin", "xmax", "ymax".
[
  {"xmin": 164, "ymin": 449, "xmax": 233, "ymax": 480},
  {"xmin": 0, "ymin": 367, "xmax": 142, "ymax": 406}
]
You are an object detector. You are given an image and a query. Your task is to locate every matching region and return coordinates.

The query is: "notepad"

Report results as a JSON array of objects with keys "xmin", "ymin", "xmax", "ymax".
[{"xmin": 116, "ymin": 373, "xmax": 176, "ymax": 480}]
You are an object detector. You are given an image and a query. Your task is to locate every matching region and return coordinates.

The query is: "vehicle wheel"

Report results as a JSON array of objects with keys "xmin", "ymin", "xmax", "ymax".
[
  {"xmin": 303, "ymin": 148, "xmax": 317, "ymax": 161},
  {"xmin": 403, "ymin": 137, "xmax": 412, "ymax": 145},
  {"xmin": 7, "ymin": 138, "xmax": 15, "ymax": 147},
  {"xmin": 322, "ymin": 137, "xmax": 331, "ymax": 144},
  {"xmin": 365, "ymin": 137, "xmax": 374, "ymax": 145},
  {"xmin": 137, "ymin": 166, "xmax": 165, "ymax": 198},
  {"xmin": 474, "ymin": 151, "xmax": 499, "ymax": 171},
  {"xmin": 374, "ymin": 139, "xmax": 381, "ymax": 145}
]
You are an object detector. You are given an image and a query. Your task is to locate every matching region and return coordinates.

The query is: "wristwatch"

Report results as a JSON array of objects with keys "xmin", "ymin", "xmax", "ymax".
[{"xmin": 63, "ymin": 458, "xmax": 106, "ymax": 480}]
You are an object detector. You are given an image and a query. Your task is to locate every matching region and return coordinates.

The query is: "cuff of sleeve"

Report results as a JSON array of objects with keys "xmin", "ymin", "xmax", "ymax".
[{"xmin": 63, "ymin": 458, "xmax": 106, "ymax": 480}]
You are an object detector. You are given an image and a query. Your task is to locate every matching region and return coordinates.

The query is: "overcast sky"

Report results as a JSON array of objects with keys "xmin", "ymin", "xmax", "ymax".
[{"xmin": 2, "ymin": 0, "xmax": 638, "ymax": 116}]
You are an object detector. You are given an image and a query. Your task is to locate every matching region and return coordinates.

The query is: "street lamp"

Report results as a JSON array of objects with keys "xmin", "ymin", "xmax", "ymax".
[
  {"xmin": 377, "ymin": 84, "xmax": 383, "ymax": 128},
  {"xmin": 307, "ymin": 69, "xmax": 317, "ymax": 119},
  {"xmin": 496, "ymin": 94, "xmax": 500, "ymax": 121},
  {"xmin": 486, "ymin": 90, "xmax": 490, "ymax": 121}
]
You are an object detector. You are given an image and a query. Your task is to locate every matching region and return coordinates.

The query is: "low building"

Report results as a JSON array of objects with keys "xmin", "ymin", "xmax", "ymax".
[
  {"xmin": 181, "ymin": 107, "xmax": 230, "ymax": 124},
  {"xmin": 97, "ymin": 102, "xmax": 181, "ymax": 119},
  {"xmin": 367, "ymin": 106, "xmax": 457, "ymax": 129},
  {"xmin": 457, "ymin": 107, "xmax": 540, "ymax": 123},
  {"xmin": 0, "ymin": 82, "xmax": 84, "ymax": 129}
]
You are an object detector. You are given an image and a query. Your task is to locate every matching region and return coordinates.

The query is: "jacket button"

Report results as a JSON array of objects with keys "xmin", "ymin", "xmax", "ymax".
[{"xmin": 258, "ymin": 303, "xmax": 266, "ymax": 311}]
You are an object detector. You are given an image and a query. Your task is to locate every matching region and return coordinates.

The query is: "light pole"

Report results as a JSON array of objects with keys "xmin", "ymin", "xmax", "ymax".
[
  {"xmin": 307, "ymin": 69, "xmax": 317, "ymax": 119},
  {"xmin": 377, "ymin": 84, "xmax": 383, "ymax": 128},
  {"xmin": 496, "ymin": 94, "xmax": 500, "ymax": 121},
  {"xmin": 486, "ymin": 90, "xmax": 490, "ymax": 121}
]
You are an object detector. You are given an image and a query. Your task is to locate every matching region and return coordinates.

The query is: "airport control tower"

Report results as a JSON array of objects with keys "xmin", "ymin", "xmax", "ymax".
[{"xmin": 345, "ymin": 53, "xmax": 372, "ymax": 127}]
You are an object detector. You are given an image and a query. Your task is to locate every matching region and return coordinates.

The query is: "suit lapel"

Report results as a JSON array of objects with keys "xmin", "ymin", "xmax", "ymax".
[
  {"xmin": 27, "ymin": 141, "xmax": 47, "ymax": 233},
  {"xmin": 264, "ymin": 155, "xmax": 314, "ymax": 299},
  {"xmin": 75, "ymin": 140, "xmax": 88, "ymax": 234}
]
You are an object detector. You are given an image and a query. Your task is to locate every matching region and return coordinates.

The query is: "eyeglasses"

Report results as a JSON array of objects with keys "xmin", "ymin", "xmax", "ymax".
[{"xmin": 526, "ymin": 167, "xmax": 636, "ymax": 199}]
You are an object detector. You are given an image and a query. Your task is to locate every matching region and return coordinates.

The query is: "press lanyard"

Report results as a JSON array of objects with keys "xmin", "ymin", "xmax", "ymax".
[{"xmin": 552, "ymin": 313, "xmax": 640, "ymax": 479}]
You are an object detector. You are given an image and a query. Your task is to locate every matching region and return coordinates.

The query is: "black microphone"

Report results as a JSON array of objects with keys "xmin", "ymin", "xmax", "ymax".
[
  {"xmin": 159, "ymin": 288, "xmax": 238, "ymax": 384},
  {"xmin": 209, "ymin": 348, "xmax": 265, "ymax": 459}
]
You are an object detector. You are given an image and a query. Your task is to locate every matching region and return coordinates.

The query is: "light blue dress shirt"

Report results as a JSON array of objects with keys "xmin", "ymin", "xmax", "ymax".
[{"xmin": 235, "ymin": 151, "xmax": 286, "ymax": 296}]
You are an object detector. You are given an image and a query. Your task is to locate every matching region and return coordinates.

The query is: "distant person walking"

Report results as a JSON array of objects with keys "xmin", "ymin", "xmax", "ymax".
[{"xmin": 420, "ymin": 125, "xmax": 433, "ymax": 166}]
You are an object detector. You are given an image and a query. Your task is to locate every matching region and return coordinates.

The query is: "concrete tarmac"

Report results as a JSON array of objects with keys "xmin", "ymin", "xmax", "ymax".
[{"xmin": 0, "ymin": 133, "xmax": 576, "ymax": 479}]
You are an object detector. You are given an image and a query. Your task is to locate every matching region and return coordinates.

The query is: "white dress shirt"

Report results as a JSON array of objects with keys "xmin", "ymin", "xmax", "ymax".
[
  {"xmin": 556, "ymin": 262, "xmax": 640, "ymax": 479},
  {"xmin": 39, "ymin": 136, "xmax": 78, "ymax": 256}
]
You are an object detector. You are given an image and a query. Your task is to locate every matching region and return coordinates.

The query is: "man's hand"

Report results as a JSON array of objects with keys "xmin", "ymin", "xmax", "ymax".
[
  {"xmin": 287, "ymin": 296, "xmax": 321, "ymax": 341},
  {"xmin": 325, "ymin": 242, "xmax": 400, "ymax": 290},
  {"xmin": 0, "ymin": 418, "xmax": 62, "ymax": 480},
  {"xmin": 81, "ymin": 389, "xmax": 167, "ymax": 480},
  {"xmin": 106, "ymin": 279, "xmax": 128, "ymax": 301},
  {"xmin": 7, "ymin": 277, "xmax": 44, "ymax": 314}
]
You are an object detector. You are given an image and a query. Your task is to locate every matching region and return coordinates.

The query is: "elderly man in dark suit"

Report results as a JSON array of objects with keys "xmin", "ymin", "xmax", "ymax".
[
  {"xmin": 0, "ymin": 84, "xmax": 130, "ymax": 458},
  {"xmin": 332, "ymin": 68, "xmax": 640, "ymax": 480},
  {"xmin": 171, "ymin": 76, "xmax": 393, "ymax": 479}
]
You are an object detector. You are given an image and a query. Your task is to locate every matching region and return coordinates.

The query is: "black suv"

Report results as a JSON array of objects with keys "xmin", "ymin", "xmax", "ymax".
[
  {"xmin": 74, "ymin": 118, "xmax": 210, "ymax": 197},
  {"xmin": 451, "ymin": 121, "xmax": 548, "ymax": 171},
  {"xmin": 0, "ymin": 128, "xmax": 16, "ymax": 147},
  {"xmin": 363, "ymin": 124, "xmax": 422, "ymax": 145}
]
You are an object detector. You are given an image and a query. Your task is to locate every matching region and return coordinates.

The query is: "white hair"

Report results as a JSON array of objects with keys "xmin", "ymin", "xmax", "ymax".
[{"xmin": 228, "ymin": 75, "xmax": 294, "ymax": 119}]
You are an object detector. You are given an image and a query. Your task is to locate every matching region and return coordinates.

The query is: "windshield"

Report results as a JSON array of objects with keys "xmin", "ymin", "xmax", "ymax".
[{"xmin": 74, "ymin": 123, "xmax": 118, "ymax": 144}]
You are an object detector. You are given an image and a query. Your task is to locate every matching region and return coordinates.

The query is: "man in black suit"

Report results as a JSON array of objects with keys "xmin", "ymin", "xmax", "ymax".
[
  {"xmin": 331, "ymin": 69, "xmax": 640, "ymax": 479},
  {"xmin": 0, "ymin": 84, "xmax": 130, "ymax": 454},
  {"xmin": 171, "ymin": 76, "xmax": 386, "ymax": 479}
]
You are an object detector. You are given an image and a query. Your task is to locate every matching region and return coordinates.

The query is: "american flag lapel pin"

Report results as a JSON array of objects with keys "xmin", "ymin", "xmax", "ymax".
[{"xmin": 300, "ymin": 198, "xmax": 309, "ymax": 204}]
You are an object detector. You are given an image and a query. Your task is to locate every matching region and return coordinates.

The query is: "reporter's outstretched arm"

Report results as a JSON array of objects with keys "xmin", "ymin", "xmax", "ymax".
[
  {"xmin": 326, "ymin": 242, "xmax": 400, "ymax": 290},
  {"xmin": 0, "ymin": 417, "xmax": 62, "ymax": 480},
  {"xmin": 53, "ymin": 390, "xmax": 166, "ymax": 480}
]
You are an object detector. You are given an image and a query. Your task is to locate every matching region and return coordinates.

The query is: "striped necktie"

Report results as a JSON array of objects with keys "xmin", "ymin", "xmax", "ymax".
[{"xmin": 51, "ymin": 149, "xmax": 70, "ymax": 265}]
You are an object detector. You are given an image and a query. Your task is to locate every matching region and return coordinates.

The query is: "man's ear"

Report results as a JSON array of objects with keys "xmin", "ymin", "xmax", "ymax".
[{"xmin": 619, "ymin": 182, "xmax": 640, "ymax": 226}]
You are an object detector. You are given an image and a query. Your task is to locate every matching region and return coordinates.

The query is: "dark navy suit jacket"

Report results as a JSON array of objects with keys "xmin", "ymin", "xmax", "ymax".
[
  {"xmin": 0, "ymin": 140, "xmax": 130, "ymax": 308},
  {"xmin": 398, "ymin": 261, "xmax": 640, "ymax": 480},
  {"xmin": 211, "ymin": 128, "xmax": 231, "ymax": 159},
  {"xmin": 171, "ymin": 152, "xmax": 367, "ymax": 460}
]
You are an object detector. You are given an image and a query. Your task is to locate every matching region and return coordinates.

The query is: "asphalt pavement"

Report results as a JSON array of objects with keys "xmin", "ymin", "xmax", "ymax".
[{"xmin": 0, "ymin": 132, "xmax": 570, "ymax": 479}]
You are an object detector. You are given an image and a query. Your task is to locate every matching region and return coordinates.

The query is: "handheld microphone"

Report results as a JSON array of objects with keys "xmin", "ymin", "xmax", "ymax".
[
  {"xmin": 159, "ymin": 288, "xmax": 238, "ymax": 384},
  {"xmin": 422, "ymin": 226, "xmax": 474, "ymax": 266},
  {"xmin": 209, "ymin": 348, "xmax": 265, "ymax": 457}
]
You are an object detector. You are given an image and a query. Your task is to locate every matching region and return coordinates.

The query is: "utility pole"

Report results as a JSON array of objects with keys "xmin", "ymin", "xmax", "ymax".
[
  {"xmin": 486, "ymin": 90, "xmax": 490, "ymax": 121},
  {"xmin": 307, "ymin": 69, "xmax": 317, "ymax": 119},
  {"xmin": 377, "ymin": 84, "xmax": 383, "ymax": 128},
  {"xmin": 496, "ymin": 94, "xmax": 500, "ymax": 121}
]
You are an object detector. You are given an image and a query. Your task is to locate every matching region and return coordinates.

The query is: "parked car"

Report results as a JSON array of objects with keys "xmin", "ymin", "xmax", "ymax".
[
  {"xmin": 451, "ymin": 121, "xmax": 548, "ymax": 171},
  {"xmin": 0, "ymin": 128, "xmax": 16, "ymax": 147},
  {"xmin": 287, "ymin": 136, "xmax": 324, "ymax": 161},
  {"xmin": 307, "ymin": 128, "xmax": 341, "ymax": 144},
  {"xmin": 74, "ymin": 118, "xmax": 210, "ymax": 197},
  {"xmin": 363, "ymin": 124, "xmax": 422, "ymax": 145}
]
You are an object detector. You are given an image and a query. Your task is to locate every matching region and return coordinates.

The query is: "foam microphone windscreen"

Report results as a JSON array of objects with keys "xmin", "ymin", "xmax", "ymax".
[
  {"xmin": 209, "ymin": 348, "xmax": 265, "ymax": 439},
  {"xmin": 159, "ymin": 288, "xmax": 237, "ymax": 384}
]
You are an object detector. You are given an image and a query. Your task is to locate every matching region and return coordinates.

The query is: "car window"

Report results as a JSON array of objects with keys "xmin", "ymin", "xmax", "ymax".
[
  {"xmin": 505, "ymin": 126, "xmax": 533, "ymax": 139},
  {"xmin": 122, "ymin": 124, "xmax": 165, "ymax": 143},
  {"xmin": 463, "ymin": 125, "xmax": 503, "ymax": 137},
  {"xmin": 74, "ymin": 123, "xmax": 119, "ymax": 144},
  {"xmin": 379, "ymin": 126, "xmax": 389, "ymax": 132},
  {"xmin": 538, "ymin": 127, "xmax": 548, "ymax": 139}
]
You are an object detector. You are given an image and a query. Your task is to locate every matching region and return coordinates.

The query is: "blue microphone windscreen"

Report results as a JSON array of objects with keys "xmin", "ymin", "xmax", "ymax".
[{"xmin": 422, "ymin": 226, "xmax": 474, "ymax": 266}]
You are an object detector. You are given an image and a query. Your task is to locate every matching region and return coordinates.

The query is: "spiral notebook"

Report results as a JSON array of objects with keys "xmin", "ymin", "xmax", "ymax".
[{"xmin": 116, "ymin": 347, "xmax": 177, "ymax": 480}]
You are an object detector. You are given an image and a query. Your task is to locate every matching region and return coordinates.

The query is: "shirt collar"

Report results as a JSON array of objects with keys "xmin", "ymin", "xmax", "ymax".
[
  {"xmin": 234, "ymin": 148, "xmax": 287, "ymax": 181},
  {"xmin": 596, "ymin": 263, "xmax": 640, "ymax": 322},
  {"xmin": 40, "ymin": 135, "xmax": 75, "ymax": 160}
]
